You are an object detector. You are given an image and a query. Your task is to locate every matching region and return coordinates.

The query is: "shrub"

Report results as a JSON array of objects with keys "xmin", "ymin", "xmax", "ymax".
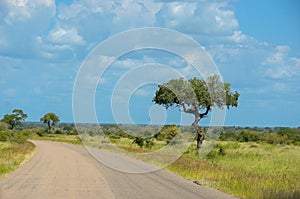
[
  {"xmin": 36, "ymin": 130, "xmax": 44, "ymax": 137},
  {"xmin": 263, "ymin": 133, "xmax": 286, "ymax": 145},
  {"xmin": 0, "ymin": 130, "xmax": 7, "ymax": 141},
  {"xmin": 133, "ymin": 137, "xmax": 144, "ymax": 148},
  {"xmin": 206, "ymin": 144, "xmax": 226, "ymax": 160},
  {"xmin": 0, "ymin": 122, "xmax": 8, "ymax": 131},
  {"xmin": 109, "ymin": 134, "xmax": 121, "ymax": 139},
  {"xmin": 237, "ymin": 130, "xmax": 261, "ymax": 142},
  {"xmin": 55, "ymin": 129, "xmax": 63, "ymax": 134},
  {"xmin": 155, "ymin": 125, "xmax": 179, "ymax": 141},
  {"xmin": 145, "ymin": 139, "xmax": 154, "ymax": 148}
]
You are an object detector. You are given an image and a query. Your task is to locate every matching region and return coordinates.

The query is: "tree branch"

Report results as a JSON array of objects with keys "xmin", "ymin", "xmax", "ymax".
[
  {"xmin": 200, "ymin": 106, "xmax": 210, "ymax": 118},
  {"xmin": 181, "ymin": 103, "xmax": 197, "ymax": 115}
]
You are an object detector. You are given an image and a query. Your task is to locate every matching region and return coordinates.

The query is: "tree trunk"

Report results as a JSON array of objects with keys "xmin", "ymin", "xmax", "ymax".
[
  {"xmin": 47, "ymin": 121, "xmax": 51, "ymax": 133},
  {"xmin": 193, "ymin": 115, "xmax": 203, "ymax": 148},
  {"xmin": 196, "ymin": 126, "xmax": 203, "ymax": 148}
]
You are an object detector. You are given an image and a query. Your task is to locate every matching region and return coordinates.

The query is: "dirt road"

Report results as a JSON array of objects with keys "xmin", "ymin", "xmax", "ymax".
[{"xmin": 0, "ymin": 140, "xmax": 235, "ymax": 199}]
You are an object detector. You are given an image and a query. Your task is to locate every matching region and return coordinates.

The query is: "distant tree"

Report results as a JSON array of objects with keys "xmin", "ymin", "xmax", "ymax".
[
  {"xmin": 153, "ymin": 75, "xmax": 239, "ymax": 148},
  {"xmin": 40, "ymin": 113, "xmax": 60, "ymax": 133},
  {"xmin": 263, "ymin": 133, "xmax": 286, "ymax": 145},
  {"xmin": 1, "ymin": 109, "xmax": 28, "ymax": 129},
  {"xmin": 237, "ymin": 130, "xmax": 261, "ymax": 142}
]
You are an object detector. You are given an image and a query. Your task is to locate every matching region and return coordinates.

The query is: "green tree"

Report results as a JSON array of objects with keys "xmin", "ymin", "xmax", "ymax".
[
  {"xmin": 237, "ymin": 130, "xmax": 261, "ymax": 142},
  {"xmin": 153, "ymin": 75, "xmax": 239, "ymax": 148},
  {"xmin": 40, "ymin": 113, "xmax": 60, "ymax": 133},
  {"xmin": 1, "ymin": 109, "xmax": 28, "ymax": 129}
]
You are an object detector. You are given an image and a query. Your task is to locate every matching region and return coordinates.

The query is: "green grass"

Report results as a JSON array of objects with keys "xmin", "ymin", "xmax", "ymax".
[
  {"xmin": 0, "ymin": 141, "xmax": 35, "ymax": 178},
  {"xmin": 30, "ymin": 133, "xmax": 83, "ymax": 145},
  {"xmin": 18, "ymin": 131, "xmax": 300, "ymax": 199},
  {"xmin": 94, "ymin": 137, "xmax": 300, "ymax": 198},
  {"xmin": 167, "ymin": 142, "xmax": 300, "ymax": 199}
]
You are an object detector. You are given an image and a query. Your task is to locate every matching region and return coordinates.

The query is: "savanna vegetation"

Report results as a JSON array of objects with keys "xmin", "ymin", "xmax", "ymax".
[
  {"xmin": 80, "ymin": 124, "xmax": 300, "ymax": 199},
  {"xmin": 0, "ymin": 72, "xmax": 299, "ymax": 199},
  {"xmin": 1, "ymin": 113, "xmax": 299, "ymax": 199},
  {"xmin": 0, "ymin": 110, "xmax": 80, "ymax": 178}
]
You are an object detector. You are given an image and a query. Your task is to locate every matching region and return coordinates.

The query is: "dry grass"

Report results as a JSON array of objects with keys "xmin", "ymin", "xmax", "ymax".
[
  {"xmin": 0, "ymin": 141, "xmax": 35, "ymax": 178},
  {"xmin": 31, "ymin": 134, "xmax": 82, "ymax": 145}
]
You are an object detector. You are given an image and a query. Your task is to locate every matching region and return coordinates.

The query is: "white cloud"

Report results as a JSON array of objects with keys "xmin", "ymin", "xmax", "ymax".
[
  {"xmin": 113, "ymin": 56, "xmax": 156, "ymax": 69},
  {"xmin": 263, "ymin": 45, "xmax": 300, "ymax": 79},
  {"xmin": 134, "ymin": 88, "xmax": 150, "ymax": 97},
  {"xmin": 229, "ymin": 30, "xmax": 247, "ymax": 43},
  {"xmin": 0, "ymin": 0, "xmax": 55, "ymax": 58},
  {"xmin": 47, "ymin": 27, "xmax": 86, "ymax": 45},
  {"xmin": 1, "ymin": 0, "xmax": 55, "ymax": 24},
  {"xmin": 112, "ymin": 0, "xmax": 160, "ymax": 28},
  {"xmin": 157, "ymin": 1, "xmax": 238, "ymax": 36}
]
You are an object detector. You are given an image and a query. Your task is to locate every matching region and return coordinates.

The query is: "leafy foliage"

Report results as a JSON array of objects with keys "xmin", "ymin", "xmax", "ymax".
[
  {"xmin": 220, "ymin": 126, "xmax": 300, "ymax": 145},
  {"xmin": 1, "ymin": 109, "xmax": 28, "ymax": 129},
  {"xmin": 40, "ymin": 113, "xmax": 60, "ymax": 133},
  {"xmin": 153, "ymin": 75, "xmax": 239, "ymax": 148},
  {"xmin": 153, "ymin": 75, "xmax": 239, "ymax": 111}
]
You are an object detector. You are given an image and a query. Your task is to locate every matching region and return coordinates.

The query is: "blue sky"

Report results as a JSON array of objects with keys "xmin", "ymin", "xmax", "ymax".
[{"xmin": 0, "ymin": 0, "xmax": 299, "ymax": 127}]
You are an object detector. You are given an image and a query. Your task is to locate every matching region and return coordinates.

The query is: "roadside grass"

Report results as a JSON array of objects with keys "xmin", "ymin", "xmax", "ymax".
[
  {"xmin": 18, "ymin": 131, "xmax": 300, "ymax": 199},
  {"xmin": 95, "ymin": 137, "xmax": 300, "ymax": 198},
  {"xmin": 0, "ymin": 141, "xmax": 35, "ymax": 178},
  {"xmin": 167, "ymin": 142, "xmax": 300, "ymax": 199},
  {"xmin": 30, "ymin": 133, "xmax": 82, "ymax": 145}
]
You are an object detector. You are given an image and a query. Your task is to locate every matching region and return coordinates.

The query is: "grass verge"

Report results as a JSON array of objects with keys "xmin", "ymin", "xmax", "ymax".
[
  {"xmin": 167, "ymin": 142, "xmax": 300, "ymax": 199},
  {"xmin": 0, "ymin": 141, "xmax": 35, "ymax": 179},
  {"xmin": 79, "ymin": 135, "xmax": 300, "ymax": 198},
  {"xmin": 31, "ymin": 134, "xmax": 82, "ymax": 145}
]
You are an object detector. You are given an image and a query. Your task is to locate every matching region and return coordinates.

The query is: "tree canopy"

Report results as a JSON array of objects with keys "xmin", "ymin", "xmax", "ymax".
[
  {"xmin": 153, "ymin": 75, "xmax": 239, "ymax": 148},
  {"xmin": 40, "ymin": 112, "xmax": 60, "ymax": 133},
  {"xmin": 1, "ymin": 109, "xmax": 28, "ymax": 129}
]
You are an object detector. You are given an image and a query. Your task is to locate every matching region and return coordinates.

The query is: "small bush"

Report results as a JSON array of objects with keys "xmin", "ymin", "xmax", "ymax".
[
  {"xmin": 263, "ymin": 133, "xmax": 286, "ymax": 145},
  {"xmin": 145, "ymin": 139, "xmax": 154, "ymax": 148},
  {"xmin": 238, "ymin": 130, "xmax": 261, "ymax": 142},
  {"xmin": 109, "ymin": 134, "xmax": 121, "ymax": 139},
  {"xmin": 0, "ymin": 122, "xmax": 8, "ymax": 131},
  {"xmin": 0, "ymin": 131, "xmax": 7, "ymax": 141},
  {"xmin": 36, "ymin": 130, "xmax": 44, "ymax": 137},
  {"xmin": 55, "ymin": 129, "xmax": 63, "ymax": 134},
  {"xmin": 206, "ymin": 144, "xmax": 226, "ymax": 160},
  {"xmin": 133, "ymin": 137, "xmax": 144, "ymax": 148},
  {"xmin": 0, "ymin": 130, "xmax": 26, "ymax": 143}
]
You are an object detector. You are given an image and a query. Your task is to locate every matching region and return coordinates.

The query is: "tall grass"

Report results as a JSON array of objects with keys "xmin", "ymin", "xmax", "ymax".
[
  {"xmin": 167, "ymin": 142, "xmax": 300, "ymax": 199},
  {"xmin": 0, "ymin": 141, "xmax": 35, "ymax": 178}
]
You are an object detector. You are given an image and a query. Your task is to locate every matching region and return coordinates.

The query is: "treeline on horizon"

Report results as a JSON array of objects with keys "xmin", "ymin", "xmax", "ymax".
[{"xmin": 1, "ymin": 120, "xmax": 300, "ymax": 146}]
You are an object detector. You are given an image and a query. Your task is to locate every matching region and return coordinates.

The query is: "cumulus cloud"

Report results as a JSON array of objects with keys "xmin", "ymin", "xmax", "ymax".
[
  {"xmin": 263, "ymin": 45, "xmax": 300, "ymax": 79},
  {"xmin": 47, "ymin": 27, "xmax": 86, "ymax": 45},
  {"xmin": 1, "ymin": 1, "xmax": 299, "ymax": 93},
  {"xmin": 0, "ymin": 0, "xmax": 55, "ymax": 58},
  {"xmin": 156, "ymin": 1, "xmax": 238, "ymax": 36}
]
